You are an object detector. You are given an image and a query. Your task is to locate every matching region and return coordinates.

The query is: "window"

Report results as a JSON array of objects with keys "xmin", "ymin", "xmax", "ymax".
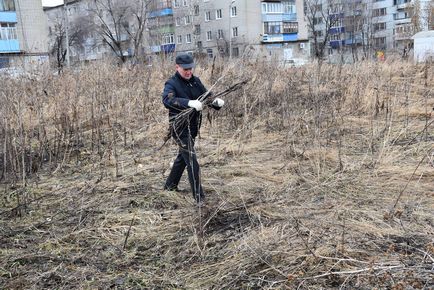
[
  {"xmin": 264, "ymin": 22, "xmax": 281, "ymax": 34},
  {"xmin": 194, "ymin": 5, "xmax": 199, "ymax": 15},
  {"xmin": 232, "ymin": 47, "xmax": 239, "ymax": 57},
  {"xmin": 282, "ymin": 1, "xmax": 296, "ymax": 13},
  {"xmin": 314, "ymin": 30, "xmax": 323, "ymax": 37},
  {"xmin": 197, "ymin": 41, "xmax": 202, "ymax": 49},
  {"xmin": 394, "ymin": 11, "xmax": 410, "ymax": 20},
  {"xmin": 283, "ymin": 22, "xmax": 298, "ymax": 33},
  {"xmin": 0, "ymin": 0, "xmax": 15, "ymax": 11},
  {"xmin": 232, "ymin": 26, "xmax": 238, "ymax": 37},
  {"xmin": 373, "ymin": 8, "xmax": 386, "ymax": 17},
  {"xmin": 374, "ymin": 36, "xmax": 386, "ymax": 47},
  {"xmin": 330, "ymin": 34, "xmax": 340, "ymax": 41},
  {"xmin": 207, "ymin": 48, "xmax": 213, "ymax": 58},
  {"xmin": 194, "ymin": 24, "xmax": 200, "ymax": 35},
  {"xmin": 182, "ymin": 0, "xmax": 187, "ymax": 6},
  {"xmin": 162, "ymin": 33, "xmax": 174, "ymax": 44},
  {"xmin": 205, "ymin": 11, "xmax": 211, "ymax": 21},
  {"xmin": 176, "ymin": 17, "xmax": 181, "ymax": 26},
  {"xmin": 185, "ymin": 15, "xmax": 191, "ymax": 24},
  {"xmin": 173, "ymin": 0, "xmax": 180, "ymax": 8},
  {"xmin": 313, "ymin": 17, "xmax": 323, "ymax": 25},
  {"xmin": 206, "ymin": 30, "xmax": 212, "ymax": 40},
  {"xmin": 231, "ymin": 6, "xmax": 237, "ymax": 17},
  {"xmin": 395, "ymin": 24, "xmax": 412, "ymax": 35},
  {"xmin": 216, "ymin": 9, "xmax": 222, "ymax": 19},
  {"xmin": 374, "ymin": 22, "xmax": 386, "ymax": 31},
  {"xmin": 186, "ymin": 34, "xmax": 191, "ymax": 43},
  {"xmin": 177, "ymin": 35, "xmax": 182, "ymax": 44},
  {"xmin": 217, "ymin": 29, "xmax": 224, "ymax": 39},
  {"xmin": 0, "ymin": 23, "xmax": 17, "ymax": 40},
  {"xmin": 261, "ymin": 2, "xmax": 282, "ymax": 13}
]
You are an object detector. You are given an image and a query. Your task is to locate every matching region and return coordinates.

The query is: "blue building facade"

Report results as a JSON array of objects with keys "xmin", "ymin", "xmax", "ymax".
[
  {"xmin": 147, "ymin": 0, "xmax": 175, "ymax": 54},
  {"xmin": 261, "ymin": 1, "xmax": 298, "ymax": 44},
  {"xmin": 0, "ymin": 0, "xmax": 19, "ymax": 67}
]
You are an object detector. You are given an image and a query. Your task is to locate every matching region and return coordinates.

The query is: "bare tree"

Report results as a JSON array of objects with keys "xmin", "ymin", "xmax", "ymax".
[
  {"xmin": 409, "ymin": 0, "xmax": 422, "ymax": 33},
  {"xmin": 88, "ymin": 0, "xmax": 150, "ymax": 63},
  {"xmin": 48, "ymin": 12, "xmax": 89, "ymax": 73},
  {"xmin": 343, "ymin": 0, "xmax": 367, "ymax": 62},
  {"xmin": 122, "ymin": 0, "xmax": 151, "ymax": 61},
  {"xmin": 429, "ymin": 1, "xmax": 434, "ymax": 30},
  {"xmin": 304, "ymin": 0, "xmax": 343, "ymax": 60}
]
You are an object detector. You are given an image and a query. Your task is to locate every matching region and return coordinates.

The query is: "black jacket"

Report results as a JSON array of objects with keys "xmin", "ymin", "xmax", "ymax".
[{"xmin": 162, "ymin": 72, "xmax": 209, "ymax": 139}]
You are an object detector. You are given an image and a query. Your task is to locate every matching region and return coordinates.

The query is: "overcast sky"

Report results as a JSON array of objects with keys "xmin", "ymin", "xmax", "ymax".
[{"xmin": 41, "ymin": 0, "xmax": 63, "ymax": 7}]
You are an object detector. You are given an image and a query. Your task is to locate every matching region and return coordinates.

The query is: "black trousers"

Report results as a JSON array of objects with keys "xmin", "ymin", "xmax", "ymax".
[{"xmin": 164, "ymin": 136, "xmax": 204, "ymax": 203}]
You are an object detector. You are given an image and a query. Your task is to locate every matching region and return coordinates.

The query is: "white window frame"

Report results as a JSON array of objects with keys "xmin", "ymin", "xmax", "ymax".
[
  {"xmin": 175, "ymin": 17, "xmax": 181, "ymax": 26},
  {"xmin": 232, "ymin": 27, "xmax": 238, "ymax": 37},
  {"xmin": 205, "ymin": 11, "xmax": 211, "ymax": 22},
  {"xmin": 217, "ymin": 29, "xmax": 224, "ymax": 39},
  {"xmin": 261, "ymin": 2, "xmax": 282, "ymax": 14},
  {"xmin": 231, "ymin": 6, "xmax": 237, "ymax": 17},
  {"xmin": 206, "ymin": 30, "xmax": 212, "ymax": 41},
  {"xmin": 186, "ymin": 33, "xmax": 192, "ymax": 43},
  {"xmin": 216, "ymin": 9, "xmax": 222, "ymax": 19},
  {"xmin": 177, "ymin": 35, "xmax": 182, "ymax": 44},
  {"xmin": 185, "ymin": 15, "xmax": 191, "ymax": 24}
]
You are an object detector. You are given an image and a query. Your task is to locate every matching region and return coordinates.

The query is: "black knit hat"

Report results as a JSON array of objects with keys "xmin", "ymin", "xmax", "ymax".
[{"xmin": 175, "ymin": 54, "xmax": 195, "ymax": 69}]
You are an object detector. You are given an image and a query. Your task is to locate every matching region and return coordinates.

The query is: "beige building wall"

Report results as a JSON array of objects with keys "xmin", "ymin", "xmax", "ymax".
[
  {"xmin": 296, "ymin": 0, "xmax": 308, "ymax": 40},
  {"xmin": 172, "ymin": 0, "xmax": 309, "ymax": 64},
  {"xmin": 15, "ymin": 0, "xmax": 49, "ymax": 55},
  {"xmin": 174, "ymin": 0, "xmax": 264, "ymax": 57}
]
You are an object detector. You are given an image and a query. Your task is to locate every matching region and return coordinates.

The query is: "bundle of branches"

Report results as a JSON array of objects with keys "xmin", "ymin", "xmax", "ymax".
[{"xmin": 160, "ymin": 79, "xmax": 248, "ymax": 148}]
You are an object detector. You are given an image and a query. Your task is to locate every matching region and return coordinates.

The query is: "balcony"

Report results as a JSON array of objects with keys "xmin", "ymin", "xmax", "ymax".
[
  {"xmin": 395, "ymin": 0, "xmax": 411, "ymax": 10},
  {"xmin": 329, "ymin": 27, "xmax": 345, "ymax": 34},
  {"xmin": 0, "ymin": 11, "xmax": 17, "ymax": 22},
  {"xmin": 262, "ymin": 33, "xmax": 298, "ymax": 43},
  {"xmin": 330, "ymin": 40, "xmax": 345, "ymax": 49},
  {"xmin": 262, "ymin": 13, "xmax": 297, "ymax": 22},
  {"xmin": 148, "ymin": 8, "xmax": 173, "ymax": 18},
  {"xmin": 282, "ymin": 13, "xmax": 296, "ymax": 22},
  {"xmin": 0, "ymin": 39, "xmax": 20, "ymax": 53}
]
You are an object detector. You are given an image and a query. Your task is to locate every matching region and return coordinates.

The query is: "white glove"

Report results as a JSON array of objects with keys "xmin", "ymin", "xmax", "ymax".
[
  {"xmin": 212, "ymin": 98, "xmax": 225, "ymax": 107},
  {"xmin": 188, "ymin": 100, "xmax": 203, "ymax": 111}
]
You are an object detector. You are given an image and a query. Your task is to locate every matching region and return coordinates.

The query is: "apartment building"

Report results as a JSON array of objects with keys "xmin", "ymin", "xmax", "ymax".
[
  {"xmin": 45, "ymin": 0, "xmax": 149, "ymax": 66},
  {"xmin": 0, "ymin": 0, "xmax": 49, "ymax": 68},
  {"xmin": 147, "ymin": 0, "xmax": 176, "ymax": 54},
  {"xmin": 44, "ymin": 0, "xmax": 107, "ymax": 64},
  {"xmin": 310, "ymin": 0, "xmax": 432, "ymax": 61},
  {"xmin": 168, "ymin": 0, "xmax": 309, "ymax": 64}
]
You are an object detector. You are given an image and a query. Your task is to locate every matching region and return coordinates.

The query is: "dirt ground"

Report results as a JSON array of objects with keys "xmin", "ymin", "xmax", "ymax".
[
  {"xmin": 1, "ymin": 123, "xmax": 433, "ymax": 289},
  {"xmin": 1, "ymin": 60, "xmax": 433, "ymax": 289}
]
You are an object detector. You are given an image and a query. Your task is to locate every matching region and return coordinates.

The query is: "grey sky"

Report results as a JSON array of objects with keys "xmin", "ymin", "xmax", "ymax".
[{"xmin": 41, "ymin": 0, "xmax": 63, "ymax": 7}]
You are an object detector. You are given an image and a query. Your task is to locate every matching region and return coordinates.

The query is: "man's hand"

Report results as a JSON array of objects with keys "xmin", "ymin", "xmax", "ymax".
[
  {"xmin": 188, "ymin": 100, "xmax": 203, "ymax": 111},
  {"xmin": 212, "ymin": 98, "xmax": 225, "ymax": 108}
]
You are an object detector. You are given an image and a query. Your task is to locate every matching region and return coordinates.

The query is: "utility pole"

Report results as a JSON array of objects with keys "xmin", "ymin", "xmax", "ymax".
[
  {"xmin": 64, "ymin": 0, "xmax": 70, "ymax": 68},
  {"xmin": 229, "ymin": 0, "xmax": 235, "ymax": 59}
]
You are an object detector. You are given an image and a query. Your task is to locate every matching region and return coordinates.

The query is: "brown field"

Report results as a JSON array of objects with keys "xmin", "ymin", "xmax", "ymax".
[{"xmin": 1, "ymin": 58, "xmax": 433, "ymax": 289}]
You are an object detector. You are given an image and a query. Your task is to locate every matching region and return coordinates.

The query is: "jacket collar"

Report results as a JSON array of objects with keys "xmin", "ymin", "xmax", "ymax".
[{"xmin": 175, "ymin": 71, "xmax": 194, "ymax": 84}]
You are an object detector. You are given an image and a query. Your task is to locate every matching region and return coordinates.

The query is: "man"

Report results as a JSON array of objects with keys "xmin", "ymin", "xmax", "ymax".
[{"xmin": 162, "ymin": 54, "xmax": 224, "ymax": 204}]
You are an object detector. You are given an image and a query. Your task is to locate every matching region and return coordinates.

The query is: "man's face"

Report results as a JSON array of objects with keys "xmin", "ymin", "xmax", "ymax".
[{"xmin": 176, "ymin": 64, "xmax": 193, "ymax": 80}]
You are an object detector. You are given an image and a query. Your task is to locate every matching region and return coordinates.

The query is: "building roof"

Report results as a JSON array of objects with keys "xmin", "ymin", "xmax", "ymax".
[{"xmin": 412, "ymin": 30, "xmax": 434, "ymax": 39}]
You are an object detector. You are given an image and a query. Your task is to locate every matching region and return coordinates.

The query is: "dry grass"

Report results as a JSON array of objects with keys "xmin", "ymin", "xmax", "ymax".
[{"xmin": 0, "ymin": 58, "xmax": 433, "ymax": 289}]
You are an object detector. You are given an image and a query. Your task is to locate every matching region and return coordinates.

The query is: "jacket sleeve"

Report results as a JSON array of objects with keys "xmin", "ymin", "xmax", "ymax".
[
  {"xmin": 196, "ymin": 78, "xmax": 221, "ymax": 111},
  {"xmin": 162, "ymin": 80, "xmax": 190, "ymax": 111}
]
